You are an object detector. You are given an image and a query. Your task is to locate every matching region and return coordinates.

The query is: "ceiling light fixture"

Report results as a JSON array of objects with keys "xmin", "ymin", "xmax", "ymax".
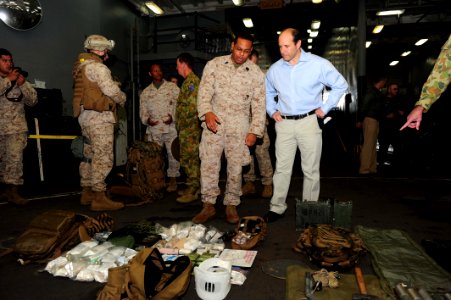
[
  {"xmin": 415, "ymin": 39, "xmax": 428, "ymax": 46},
  {"xmin": 372, "ymin": 25, "xmax": 384, "ymax": 34},
  {"xmin": 401, "ymin": 51, "xmax": 411, "ymax": 57},
  {"xmin": 308, "ymin": 45, "xmax": 313, "ymax": 49},
  {"xmin": 311, "ymin": 20, "xmax": 321, "ymax": 30},
  {"xmin": 365, "ymin": 41, "xmax": 372, "ymax": 48},
  {"xmin": 376, "ymin": 9, "xmax": 405, "ymax": 16},
  {"xmin": 309, "ymin": 30, "xmax": 319, "ymax": 38},
  {"xmin": 276, "ymin": 31, "xmax": 281, "ymax": 35},
  {"xmin": 389, "ymin": 60, "xmax": 399, "ymax": 66},
  {"xmin": 145, "ymin": 1, "xmax": 164, "ymax": 15},
  {"xmin": 243, "ymin": 18, "xmax": 254, "ymax": 28},
  {"xmin": 308, "ymin": 38, "xmax": 313, "ymax": 43},
  {"xmin": 312, "ymin": 0, "xmax": 323, "ymax": 3},
  {"xmin": 232, "ymin": 0, "xmax": 244, "ymax": 6}
]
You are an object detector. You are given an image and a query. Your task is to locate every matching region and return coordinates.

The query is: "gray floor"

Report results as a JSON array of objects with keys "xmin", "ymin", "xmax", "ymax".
[{"xmin": 1, "ymin": 161, "xmax": 450, "ymax": 300}]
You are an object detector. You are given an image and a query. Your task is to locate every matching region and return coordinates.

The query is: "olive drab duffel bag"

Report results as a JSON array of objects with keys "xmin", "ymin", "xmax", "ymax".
[
  {"xmin": 14, "ymin": 210, "xmax": 114, "ymax": 264},
  {"xmin": 97, "ymin": 247, "xmax": 192, "ymax": 300}
]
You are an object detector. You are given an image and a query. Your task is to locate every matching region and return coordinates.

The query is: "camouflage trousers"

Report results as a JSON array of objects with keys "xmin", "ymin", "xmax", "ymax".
[
  {"xmin": 179, "ymin": 125, "xmax": 200, "ymax": 189},
  {"xmin": 0, "ymin": 133, "xmax": 27, "ymax": 185},
  {"xmin": 145, "ymin": 125, "xmax": 180, "ymax": 178},
  {"xmin": 80, "ymin": 123, "xmax": 114, "ymax": 192},
  {"xmin": 199, "ymin": 129, "xmax": 247, "ymax": 206},
  {"xmin": 243, "ymin": 126, "xmax": 273, "ymax": 185}
]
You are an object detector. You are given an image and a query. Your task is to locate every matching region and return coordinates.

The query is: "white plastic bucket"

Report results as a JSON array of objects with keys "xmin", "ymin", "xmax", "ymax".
[{"xmin": 194, "ymin": 258, "xmax": 232, "ymax": 300}]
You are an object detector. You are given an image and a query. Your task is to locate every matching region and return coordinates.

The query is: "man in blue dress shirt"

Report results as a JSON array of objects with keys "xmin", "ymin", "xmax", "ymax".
[{"xmin": 264, "ymin": 28, "xmax": 349, "ymax": 222}]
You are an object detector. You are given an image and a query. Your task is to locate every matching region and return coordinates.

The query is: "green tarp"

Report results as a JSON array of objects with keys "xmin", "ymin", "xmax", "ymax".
[{"xmin": 355, "ymin": 226, "xmax": 451, "ymax": 298}]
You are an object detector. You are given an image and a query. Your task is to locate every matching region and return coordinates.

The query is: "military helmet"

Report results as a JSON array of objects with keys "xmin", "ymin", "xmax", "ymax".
[{"xmin": 84, "ymin": 34, "xmax": 115, "ymax": 51}]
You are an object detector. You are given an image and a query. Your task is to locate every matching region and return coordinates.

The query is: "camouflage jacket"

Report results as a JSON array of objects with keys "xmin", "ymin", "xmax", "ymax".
[
  {"xmin": 73, "ymin": 52, "xmax": 126, "ymax": 126},
  {"xmin": 140, "ymin": 80, "xmax": 179, "ymax": 135},
  {"xmin": 416, "ymin": 34, "xmax": 450, "ymax": 112},
  {"xmin": 0, "ymin": 76, "xmax": 38, "ymax": 135},
  {"xmin": 176, "ymin": 72, "xmax": 200, "ymax": 131},
  {"xmin": 197, "ymin": 54, "xmax": 266, "ymax": 138}
]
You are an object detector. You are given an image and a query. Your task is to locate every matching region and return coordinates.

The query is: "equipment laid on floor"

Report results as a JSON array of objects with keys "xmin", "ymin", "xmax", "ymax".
[
  {"xmin": 295, "ymin": 197, "xmax": 353, "ymax": 230},
  {"xmin": 293, "ymin": 224, "xmax": 366, "ymax": 269},
  {"xmin": 352, "ymin": 266, "xmax": 379, "ymax": 299}
]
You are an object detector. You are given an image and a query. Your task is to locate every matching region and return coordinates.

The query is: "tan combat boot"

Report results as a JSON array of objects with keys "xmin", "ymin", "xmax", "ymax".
[
  {"xmin": 80, "ymin": 187, "xmax": 95, "ymax": 205},
  {"xmin": 176, "ymin": 187, "xmax": 200, "ymax": 203},
  {"xmin": 4, "ymin": 185, "xmax": 28, "ymax": 205},
  {"xmin": 226, "ymin": 205, "xmax": 239, "ymax": 224},
  {"xmin": 192, "ymin": 203, "xmax": 216, "ymax": 224},
  {"xmin": 91, "ymin": 191, "xmax": 124, "ymax": 211},
  {"xmin": 166, "ymin": 177, "xmax": 177, "ymax": 193},
  {"xmin": 241, "ymin": 181, "xmax": 256, "ymax": 195},
  {"xmin": 261, "ymin": 184, "xmax": 273, "ymax": 198}
]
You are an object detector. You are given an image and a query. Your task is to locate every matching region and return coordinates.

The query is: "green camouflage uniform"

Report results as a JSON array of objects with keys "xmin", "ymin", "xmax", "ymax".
[
  {"xmin": 416, "ymin": 34, "xmax": 450, "ymax": 112},
  {"xmin": 0, "ymin": 76, "xmax": 38, "ymax": 185},
  {"xmin": 176, "ymin": 72, "xmax": 201, "ymax": 190}
]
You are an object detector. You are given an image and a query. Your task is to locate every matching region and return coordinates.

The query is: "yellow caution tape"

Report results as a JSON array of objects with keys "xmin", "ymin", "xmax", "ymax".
[{"xmin": 28, "ymin": 135, "xmax": 78, "ymax": 140}]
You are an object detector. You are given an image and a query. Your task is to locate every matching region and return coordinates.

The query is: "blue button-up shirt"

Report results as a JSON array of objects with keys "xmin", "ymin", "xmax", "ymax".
[{"xmin": 266, "ymin": 49, "xmax": 349, "ymax": 117}]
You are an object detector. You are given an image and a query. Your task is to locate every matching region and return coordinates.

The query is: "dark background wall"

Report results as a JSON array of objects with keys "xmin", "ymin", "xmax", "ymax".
[{"xmin": 0, "ymin": 0, "xmax": 146, "ymax": 116}]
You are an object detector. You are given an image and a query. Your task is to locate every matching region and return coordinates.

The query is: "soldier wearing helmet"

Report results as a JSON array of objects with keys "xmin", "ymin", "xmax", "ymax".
[{"xmin": 72, "ymin": 34, "xmax": 126, "ymax": 211}]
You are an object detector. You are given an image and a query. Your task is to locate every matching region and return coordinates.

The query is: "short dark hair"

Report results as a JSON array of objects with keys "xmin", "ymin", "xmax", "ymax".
[
  {"xmin": 290, "ymin": 28, "xmax": 302, "ymax": 44},
  {"xmin": 176, "ymin": 52, "xmax": 194, "ymax": 70},
  {"xmin": 0, "ymin": 48, "xmax": 12, "ymax": 57},
  {"xmin": 233, "ymin": 31, "xmax": 254, "ymax": 44}
]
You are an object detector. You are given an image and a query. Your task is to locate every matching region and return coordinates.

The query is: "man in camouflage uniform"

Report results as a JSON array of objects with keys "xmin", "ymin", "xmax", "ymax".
[
  {"xmin": 175, "ymin": 53, "xmax": 201, "ymax": 203},
  {"xmin": 401, "ymin": 34, "xmax": 450, "ymax": 130},
  {"xmin": 72, "ymin": 34, "xmax": 126, "ymax": 211},
  {"xmin": 193, "ymin": 32, "xmax": 266, "ymax": 224},
  {"xmin": 140, "ymin": 63, "xmax": 180, "ymax": 192},
  {"xmin": 0, "ymin": 48, "xmax": 38, "ymax": 205},
  {"xmin": 242, "ymin": 49, "xmax": 274, "ymax": 198}
]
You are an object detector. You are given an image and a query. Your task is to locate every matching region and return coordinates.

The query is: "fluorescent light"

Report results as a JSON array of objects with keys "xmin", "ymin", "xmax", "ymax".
[
  {"xmin": 308, "ymin": 38, "xmax": 313, "ymax": 43},
  {"xmin": 365, "ymin": 41, "xmax": 372, "ymax": 48},
  {"xmin": 145, "ymin": 1, "xmax": 163, "ymax": 15},
  {"xmin": 311, "ymin": 20, "xmax": 321, "ymax": 30},
  {"xmin": 309, "ymin": 30, "xmax": 319, "ymax": 38},
  {"xmin": 389, "ymin": 60, "xmax": 399, "ymax": 66},
  {"xmin": 312, "ymin": 0, "xmax": 322, "ymax": 3},
  {"xmin": 232, "ymin": 0, "xmax": 244, "ymax": 6},
  {"xmin": 376, "ymin": 9, "xmax": 405, "ymax": 16},
  {"xmin": 401, "ymin": 51, "xmax": 411, "ymax": 57},
  {"xmin": 415, "ymin": 39, "xmax": 428, "ymax": 46},
  {"xmin": 243, "ymin": 18, "xmax": 253, "ymax": 28},
  {"xmin": 372, "ymin": 25, "xmax": 384, "ymax": 34}
]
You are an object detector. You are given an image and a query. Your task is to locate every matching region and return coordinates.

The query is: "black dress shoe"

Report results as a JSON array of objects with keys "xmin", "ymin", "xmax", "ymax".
[{"xmin": 263, "ymin": 211, "xmax": 285, "ymax": 223}]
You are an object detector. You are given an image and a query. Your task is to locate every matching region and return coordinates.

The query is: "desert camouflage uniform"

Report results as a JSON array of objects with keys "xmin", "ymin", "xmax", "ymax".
[
  {"xmin": 198, "ymin": 55, "xmax": 266, "ymax": 205},
  {"xmin": 0, "ymin": 77, "xmax": 38, "ymax": 185},
  {"xmin": 140, "ymin": 80, "xmax": 180, "ymax": 178},
  {"xmin": 243, "ymin": 118, "xmax": 273, "ymax": 185},
  {"xmin": 73, "ymin": 53, "xmax": 126, "ymax": 192},
  {"xmin": 176, "ymin": 72, "xmax": 201, "ymax": 190},
  {"xmin": 416, "ymin": 34, "xmax": 450, "ymax": 112}
]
